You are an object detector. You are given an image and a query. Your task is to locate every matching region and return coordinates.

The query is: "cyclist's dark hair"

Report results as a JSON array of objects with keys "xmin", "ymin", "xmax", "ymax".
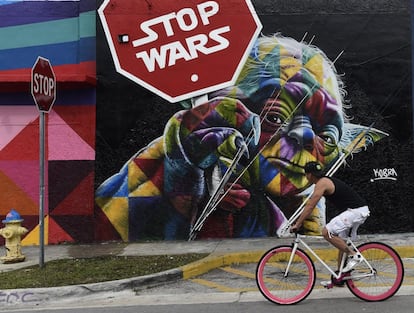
[{"xmin": 304, "ymin": 162, "xmax": 324, "ymax": 178}]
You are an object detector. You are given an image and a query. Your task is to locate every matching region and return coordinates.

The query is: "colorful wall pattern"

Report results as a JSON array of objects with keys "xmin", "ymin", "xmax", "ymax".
[{"xmin": 0, "ymin": 0, "xmax": 96, "ymax": 244}]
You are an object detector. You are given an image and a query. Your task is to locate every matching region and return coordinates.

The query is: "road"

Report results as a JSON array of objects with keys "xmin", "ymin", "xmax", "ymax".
[
  {"xmin": 4, "ymin": 295, "xmax": 414, "ymax": 313},
  {"xmin": 2, "ymin": 255, "xmax": 413, "ymax": 312}
]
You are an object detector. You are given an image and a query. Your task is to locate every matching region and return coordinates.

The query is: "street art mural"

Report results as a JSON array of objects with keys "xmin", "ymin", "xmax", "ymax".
[
  {"xmin": 0, "ymin": 0, "xmax": 412, "ymax": 244},
  {"xmin": 95, "ymin": 34, "xmax": 387, "ymax": 240},
  {"xmin": 0, "ymin": 0, "xmax": 96, "ymax": 244},
  {"xmin": 96, "ymin": 1, "xmax": 412, "ymax": 241}
]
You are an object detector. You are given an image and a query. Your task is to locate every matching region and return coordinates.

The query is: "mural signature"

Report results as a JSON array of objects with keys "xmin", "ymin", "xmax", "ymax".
[{"xmin": 370, "ymin": 168, "xmax": 398, "ymax": 182}]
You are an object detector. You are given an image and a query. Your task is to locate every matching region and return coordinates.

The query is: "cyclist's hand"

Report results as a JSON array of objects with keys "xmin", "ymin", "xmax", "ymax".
[{"xmin": 290, "ymin": 223, "xmax": 301, "ymax": 233}]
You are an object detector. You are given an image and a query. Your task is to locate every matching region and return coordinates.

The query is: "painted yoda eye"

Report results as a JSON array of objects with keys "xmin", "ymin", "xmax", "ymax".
[
  {"xmin": 320, "ymin": 135, "xmax": 334, "ymax": 144},
  {"xmin": 266, "ymin": 112, "xmax": 284, "ymax": 125},
  {"xmin": 261, "ymin": 99, "xmax": 293, "ymax": 131},
  {"xmin": 318, "ymin": 125, "xmax": 340, "ymax": 146},
  {"xmin": 319, "ymin": 133, "xmax": 335, "ymax": 144}
]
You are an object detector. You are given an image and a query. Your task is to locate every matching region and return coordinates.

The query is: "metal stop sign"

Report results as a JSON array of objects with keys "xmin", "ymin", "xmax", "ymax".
[
  {"xmin": 98, "ymin": 0, "xmax": 262, "ymax": 103},
  {"xmin": 31, "ymin": 56, "xmax": 56, "ymax": 112}
]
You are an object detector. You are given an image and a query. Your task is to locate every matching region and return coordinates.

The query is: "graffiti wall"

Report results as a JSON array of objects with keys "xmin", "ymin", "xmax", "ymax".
[
  {"xmin": 0, "ymin": 0, "xmax": 96, "ymax": 244},
  {"xmin": 95, "ymin": 0, "xmax": 414, "ymax": 241},
  {"xmin": 0, "ymin": 0, "xmax": 412, "ymax": 244}
]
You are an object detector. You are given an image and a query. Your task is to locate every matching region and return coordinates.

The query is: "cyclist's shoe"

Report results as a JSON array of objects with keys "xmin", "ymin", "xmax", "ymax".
[
  {"xmin": 343, "ymin": 253, "xmax": 362, "ymax": 272},
  {"xmin": 320, "ymin": 280, "xmax": 331, "ymax": 286},
  {"xmin": 320, "ymin": 280, "xmax": 333, "ymax": 289}
]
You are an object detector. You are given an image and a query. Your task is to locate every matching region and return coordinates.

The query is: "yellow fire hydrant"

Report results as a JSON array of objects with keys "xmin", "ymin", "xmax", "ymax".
[{"xmin": 0, "ymin": 209, "xmax": 28, "ymax": 263}]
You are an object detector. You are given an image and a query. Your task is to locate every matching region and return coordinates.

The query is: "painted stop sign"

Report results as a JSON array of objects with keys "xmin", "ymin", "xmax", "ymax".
[
  {"xmin": 98, "ymin": 0, "xmax": 262, "ymax": 103},
  {"xmin": 31, "ymin": 56, "xmax": 56, "ymax": 112}
]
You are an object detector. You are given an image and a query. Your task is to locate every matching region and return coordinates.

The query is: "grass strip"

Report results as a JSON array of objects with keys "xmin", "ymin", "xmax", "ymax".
[{"xmin": 0, "ymin": 254, "xmax": 208, "ymax": 289}]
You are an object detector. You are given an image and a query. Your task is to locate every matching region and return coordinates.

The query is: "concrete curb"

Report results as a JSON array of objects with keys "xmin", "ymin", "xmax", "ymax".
[{"xmin": 0, "ymin": 268, "xmax": 184, "ymax": 306}]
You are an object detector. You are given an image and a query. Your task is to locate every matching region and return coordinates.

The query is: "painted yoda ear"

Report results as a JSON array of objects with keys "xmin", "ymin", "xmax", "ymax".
[{"xmin": 338, "ymin": 123, "xmax": 389, "ymax": 154}]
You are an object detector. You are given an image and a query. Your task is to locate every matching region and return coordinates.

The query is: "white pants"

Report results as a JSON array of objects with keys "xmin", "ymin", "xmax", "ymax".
[{"xmin": 325, "ymin": 206, "xmax": 370, "ymax": 240}]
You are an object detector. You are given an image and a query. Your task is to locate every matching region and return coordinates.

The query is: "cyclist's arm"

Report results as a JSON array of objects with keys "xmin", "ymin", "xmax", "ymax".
[{"xmin": 291, "ymin": 179, "xmax": 330, "ymax": 231}]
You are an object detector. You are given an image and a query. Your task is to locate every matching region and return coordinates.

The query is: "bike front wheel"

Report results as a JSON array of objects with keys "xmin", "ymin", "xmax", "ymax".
[
  {"xmin": 346, "ymin": 242, "xmax": 404, "ymax": 301},
  {"xmin": 256, "ymin": 245, "xmax": 316, "ymax": 305}
]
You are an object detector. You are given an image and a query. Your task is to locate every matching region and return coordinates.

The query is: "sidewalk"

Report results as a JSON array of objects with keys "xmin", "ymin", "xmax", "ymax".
[{"xmin": 1, "ymin": 233, "xmax": 414, "ymax": 307}]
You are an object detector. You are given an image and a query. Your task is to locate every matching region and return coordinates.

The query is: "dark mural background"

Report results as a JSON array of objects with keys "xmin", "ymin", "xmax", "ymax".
[{"xmin": 95, "ymin": 0, "xmax": 413, "ymax": 238}]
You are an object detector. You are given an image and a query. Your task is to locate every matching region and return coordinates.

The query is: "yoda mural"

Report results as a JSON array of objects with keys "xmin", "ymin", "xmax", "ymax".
[{"xmin": 95, "ymin": 34, "xmax": 387, "ymax": 241}]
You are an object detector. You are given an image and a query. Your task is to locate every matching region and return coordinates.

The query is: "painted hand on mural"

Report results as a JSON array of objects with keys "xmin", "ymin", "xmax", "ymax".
[
  {"xmin": 96, "ymin": 97, "xmax": 262, "ymax": 240},
  {"xmin": 95, "ymin": 34, "xmax": 388, "ymax": 241},
  {"xmin": 162, "ymin": 97, "xmax": 260, "ymax": 232}
]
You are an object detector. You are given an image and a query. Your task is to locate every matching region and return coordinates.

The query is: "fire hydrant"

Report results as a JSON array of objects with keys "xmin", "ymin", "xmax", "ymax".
[{"xmin": 0, "ymin": 209, "xmax": 28, "ymax": 263}]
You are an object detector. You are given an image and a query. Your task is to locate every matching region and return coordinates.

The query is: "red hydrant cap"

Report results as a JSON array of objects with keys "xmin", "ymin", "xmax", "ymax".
[{"xmin": 2, "ymin": 209, "xmax": 23, "ymax": 223}]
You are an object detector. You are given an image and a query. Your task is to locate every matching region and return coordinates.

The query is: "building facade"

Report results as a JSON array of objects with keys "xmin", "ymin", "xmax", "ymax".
[{"xmin": 1, "ymin": 0, "xmax": 413, "ymax": 244}]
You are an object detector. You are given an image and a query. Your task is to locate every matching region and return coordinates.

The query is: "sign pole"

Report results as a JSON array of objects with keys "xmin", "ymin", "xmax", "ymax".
[
  {"xmin": 31, "ymin": 56, "xmax": 56, "ymax": 269},
  {"xmin": 39, "ymin": 111, "xmax": 45, "ymax": 268}
]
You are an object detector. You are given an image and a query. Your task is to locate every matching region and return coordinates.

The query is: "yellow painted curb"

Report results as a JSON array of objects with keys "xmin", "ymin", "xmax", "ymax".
[
  {"xmin": 181, "ymin": 249, "xmax": 338, "ymax": 280},
  {"xmin": 181, "ymin": 245, "xmax": 414, "ymax": 280},
  {"xmin": 181, "ymin": 251, "xmax": 264, "ymax": 279},
  {"xmin": 395, "ymin": 246, "xmax": 414, "ymax": 258}
]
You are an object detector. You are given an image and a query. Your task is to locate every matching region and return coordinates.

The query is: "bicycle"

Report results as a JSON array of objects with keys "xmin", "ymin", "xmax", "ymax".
[{"xmin": 256, "ymin": 230, "xmax": 404, "ymax": 305}]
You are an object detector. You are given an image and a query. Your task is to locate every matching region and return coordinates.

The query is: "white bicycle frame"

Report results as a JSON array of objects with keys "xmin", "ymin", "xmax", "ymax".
[{"xmin": 286, "ymin": 234, "xmax": 376, "ymax": 282}]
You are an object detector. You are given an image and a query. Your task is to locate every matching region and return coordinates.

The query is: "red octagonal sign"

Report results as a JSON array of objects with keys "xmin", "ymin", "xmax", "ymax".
[
  {"xmin": 31, "ymin": 56, "xmax": 56, "ymax": 112},
  {"xmin": 98, "ymin": 0, "xmax": 262, "ymax": 103}
]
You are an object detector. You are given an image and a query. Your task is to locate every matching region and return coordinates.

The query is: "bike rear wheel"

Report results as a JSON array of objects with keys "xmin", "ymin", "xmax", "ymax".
[
  {"xmin": 256, "ymin": 245, "xmax": 315, "ymax": 305},
  {"xmin": 346, "ymin": 242, "xmax": 404, "ymax": 301}
]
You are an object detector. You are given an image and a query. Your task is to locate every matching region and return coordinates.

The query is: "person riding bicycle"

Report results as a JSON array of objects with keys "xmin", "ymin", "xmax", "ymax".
[{"xmin": 290, "ymin": 161, "xmax": 370, "ymax": 273}]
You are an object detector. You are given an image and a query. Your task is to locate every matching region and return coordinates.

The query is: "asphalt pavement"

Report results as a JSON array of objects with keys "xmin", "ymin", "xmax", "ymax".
[{"xmin": 1, "ymin": 232, "xmax": 414, "ymax": 309}]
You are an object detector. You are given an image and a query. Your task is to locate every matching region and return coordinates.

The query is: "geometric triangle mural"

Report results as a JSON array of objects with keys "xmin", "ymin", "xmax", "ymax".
[
  {"xmin": 21, "ymin": 215, "xmax": 75, "ymax": 245},
  {"xmin": 0, "ymin": 0, "xmax": 97, "ymax": 245},
  {"xmin": 0, "ymin": 104, "xmax": 96, "ymax": 246}
]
